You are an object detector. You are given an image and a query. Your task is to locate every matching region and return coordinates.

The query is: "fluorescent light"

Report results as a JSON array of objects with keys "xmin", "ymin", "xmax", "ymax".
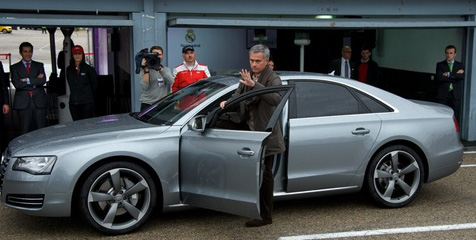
[{"xmin": 315, "ymin": 15, "xmax": 334, "ymax": 19}]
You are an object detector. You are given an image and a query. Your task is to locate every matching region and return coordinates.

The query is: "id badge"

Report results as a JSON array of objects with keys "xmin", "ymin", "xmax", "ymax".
[{"xmin": 157, "ymin": 77, "xmax": 164, "ymax": 87}]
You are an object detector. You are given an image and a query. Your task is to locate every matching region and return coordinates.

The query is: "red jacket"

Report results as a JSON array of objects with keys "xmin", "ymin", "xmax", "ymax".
[{"xmin": 172, "ymin": 61, "xmax": 210, "ymax": 92}]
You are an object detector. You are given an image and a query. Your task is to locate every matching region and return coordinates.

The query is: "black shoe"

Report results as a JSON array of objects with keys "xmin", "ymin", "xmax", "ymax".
[{"xmin": 245, "ymin": 219, "xmax": 272, "ymax": 227}]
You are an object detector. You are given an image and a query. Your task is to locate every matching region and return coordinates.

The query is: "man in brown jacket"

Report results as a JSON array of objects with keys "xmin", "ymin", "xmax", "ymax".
[{"xmin": 220, "ymin": 44, "xmax": 285, "ymax": 227}]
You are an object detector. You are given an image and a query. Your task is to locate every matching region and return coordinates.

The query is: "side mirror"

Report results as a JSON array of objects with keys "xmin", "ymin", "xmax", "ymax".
[{"xmin": 188, "ymin": 115, "xmax": 207, "ymax": 132}]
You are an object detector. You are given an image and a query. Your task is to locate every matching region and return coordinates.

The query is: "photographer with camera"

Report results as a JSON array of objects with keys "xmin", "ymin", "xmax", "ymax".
[{"xmin": 138, "ymin": 46, "xmax": 174, "ymax": 111}]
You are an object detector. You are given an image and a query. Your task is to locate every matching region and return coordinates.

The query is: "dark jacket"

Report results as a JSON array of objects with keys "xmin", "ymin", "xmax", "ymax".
[
  {"xmin": 435, "ymin": 60, "xmax": 464, "ymax": 100},
  {"xmin": 328, "ymin": 58, "xmax": 356, "ymax": 79},
  {"xmin": 67, "ymin": 62, "xmax": 98, "ymax": 105},
  {"xmin": 0, "ymin": 62, "xmax": 9, "ymax": 106},
  {"xmin": 353, "ymin": 59, "xmax": 379, "ymax": 87},
  {"xmin": 11, "ymin": 60, "xmax": 47, "ymax": 110},
  {"xmin": 231, "ymin": 66, "xmax": 285, "ymax": 156}
]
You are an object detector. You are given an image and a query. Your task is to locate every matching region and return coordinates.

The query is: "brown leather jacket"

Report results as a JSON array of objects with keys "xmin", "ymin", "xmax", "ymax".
[{"xmin": 231, "ymin": 66, "xmax": 285, "ymax": 156}]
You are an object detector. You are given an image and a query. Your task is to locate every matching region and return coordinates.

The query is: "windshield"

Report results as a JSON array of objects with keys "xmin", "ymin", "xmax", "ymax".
[{"xmin": 135, "ymin": 80, "xmax": 229, "ymax": 125}]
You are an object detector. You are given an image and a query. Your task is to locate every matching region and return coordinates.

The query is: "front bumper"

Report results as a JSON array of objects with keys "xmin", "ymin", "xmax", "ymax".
[{"xmin": 1, "ymin": 151, "xmax": 72, "ymax": 217}]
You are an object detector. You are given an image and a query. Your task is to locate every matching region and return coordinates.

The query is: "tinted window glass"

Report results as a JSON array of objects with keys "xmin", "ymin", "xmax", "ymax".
[
  {"xmin": 212, "ymin": 88, "xmax": 289, "ymax": 131},
  {"xmin": 354, "ymin": 90, "xmax": 391, "ymax": 113},
  {"xmin": 135, "ymin": 80, "xmax": 227, "ymax": 125},
  {"xmin": 294, "ymin": 81, "xmax": 360, "ymax": 118}
]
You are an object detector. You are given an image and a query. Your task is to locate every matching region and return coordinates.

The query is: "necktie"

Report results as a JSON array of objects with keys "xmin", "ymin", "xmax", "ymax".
[
  {"xmin": 449, "ymin": 62, "xmax": 453, "ymax": 91},
  {"xmin": 26, "ymin": 62, "xmax": 33, "ymax": 97},
  {"xmin": 345, "ymin": 60, "xmax": 350, "ymax": 78}
]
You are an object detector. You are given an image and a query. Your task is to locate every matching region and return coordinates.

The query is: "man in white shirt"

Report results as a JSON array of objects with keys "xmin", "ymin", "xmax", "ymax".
[{"xmin": 328, "ymin": 45, "xmax": 355, "ymax": 79}]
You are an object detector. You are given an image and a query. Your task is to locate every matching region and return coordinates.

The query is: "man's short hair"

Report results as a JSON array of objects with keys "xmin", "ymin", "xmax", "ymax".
[
  {"xmin": 150, "ymin": 46, "xmax": 163, "ymax": 53},
  {"xmin": 19, "ymin": 42, "xmax": 33, "ymax": 52},
  {"xmin": 445, "ymin": 45, "xmax": 457, "ymax": 53},
  {"xmin": 249, "ymin": 44, "xmax": 270, "ymax": 59},
  {"xmin": 341, "ymin": 45, "xmax": 352, "ymax": 52},
  {"xmin": 361, "ymin": 45, "xmax": 372, "ymax": 52}
]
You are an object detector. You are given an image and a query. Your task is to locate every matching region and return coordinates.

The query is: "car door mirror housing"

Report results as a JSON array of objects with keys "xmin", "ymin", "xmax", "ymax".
[{"xmin": 189, "ymin": 115, "xmax": 207, "ymax": 132}]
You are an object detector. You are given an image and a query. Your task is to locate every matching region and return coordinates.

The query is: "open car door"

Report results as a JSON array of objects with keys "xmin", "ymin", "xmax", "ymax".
[{"xmin": 180, "ymin": 85, "xmax": 293, "ymax": 219}]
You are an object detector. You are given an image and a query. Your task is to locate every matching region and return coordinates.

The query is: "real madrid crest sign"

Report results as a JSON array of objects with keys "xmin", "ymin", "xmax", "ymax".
[{"xmin": 185, "ymin": 29, "xmax": 196, "ymax": 43}]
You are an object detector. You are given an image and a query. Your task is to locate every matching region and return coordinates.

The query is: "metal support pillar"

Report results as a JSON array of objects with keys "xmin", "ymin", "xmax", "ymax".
[
  {"xmin": 462, "ymin": 15, "xmax": 476, "ymax": 141},
  {"xmin": 58, "ymin": 27, "xmax": 74, "ymax": 123},
  {"xmin": 131, "ymin": 0, "xmax": 166, "ymax": 112},
  {"xmin": 47, "ymin": 27, "xmax": 57, "ymax": 76},
  {"xmin": 294, "ymin": 32, "xmax": 310, "ymax": 72}
]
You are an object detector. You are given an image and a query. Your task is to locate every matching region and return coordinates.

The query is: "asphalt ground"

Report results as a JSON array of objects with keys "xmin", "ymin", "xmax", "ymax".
[{"xmin": 0, "ymin": 153, "xmax": 475, "ymax": 240}]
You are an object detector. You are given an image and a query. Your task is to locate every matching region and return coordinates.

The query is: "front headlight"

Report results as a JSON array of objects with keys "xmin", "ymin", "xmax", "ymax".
[{"xmin": 12, "ymin": 156, "xmax": 57, "ymax": 175}]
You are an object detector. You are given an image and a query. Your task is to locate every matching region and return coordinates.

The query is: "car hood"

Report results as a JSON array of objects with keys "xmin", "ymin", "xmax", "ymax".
[{"xmin": 8, "ymin": 113, "xmax": 163, "ymax": 155}]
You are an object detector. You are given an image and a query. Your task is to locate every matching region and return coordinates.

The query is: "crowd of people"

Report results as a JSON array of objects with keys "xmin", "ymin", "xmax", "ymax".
[
  {"xmin": 328, "ymin": 45, "xmax": 380, "ymax": 87},
  {"xmin": 0, "ymin": 40, "xmax": 465, "ymax": 140},
  {"xmin": 0, "ymin": 42, "xmax": 216, "ymax": 151}
]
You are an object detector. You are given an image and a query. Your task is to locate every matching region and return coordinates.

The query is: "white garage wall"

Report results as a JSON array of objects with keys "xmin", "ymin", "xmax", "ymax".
[
  {"xmin": 372, "ymin": 28, "xmax": 465, "ymax": 74},
  {"xmin": 167, "ymin": 28, "xmax": 250, "ymax": 75},
  {"xmin": 166, "ymin": 28, "xmax": 466, "ymax": 75}
]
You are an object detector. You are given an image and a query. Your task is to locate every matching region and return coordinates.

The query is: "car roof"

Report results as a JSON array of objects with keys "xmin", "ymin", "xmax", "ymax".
[
  {"xmin": 208, "ymin": 71, "xmax": 335, "ymax": 85},
  {"xmin": 206, "ymin": 71, "xmax": 420, "ymax": 113}
]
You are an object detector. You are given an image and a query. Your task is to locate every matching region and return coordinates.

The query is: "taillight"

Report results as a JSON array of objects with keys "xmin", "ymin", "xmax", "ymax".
[{"xmin": 453, "ymin": 117, "xmax": 459, "ymax": 133}]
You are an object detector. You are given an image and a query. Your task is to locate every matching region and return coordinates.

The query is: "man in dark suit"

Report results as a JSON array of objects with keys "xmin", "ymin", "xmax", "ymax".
[
  {"xmin": 11, "ymin": 42, "xmax": 47, "ymax": 134},
  {"xmin": 354, "ymin": 46, "xmax": 380, "ymax": 87},
  {"xmin": 0, "ymin": 61, "xmax": 10, "ymax": 151},
  {"xmin": 328, "ymin": 45, "xmax": 355, "ymax": 79},
  {"xmin": 435, "ymin": 45, "xmax": 465, "ymax": 121}
]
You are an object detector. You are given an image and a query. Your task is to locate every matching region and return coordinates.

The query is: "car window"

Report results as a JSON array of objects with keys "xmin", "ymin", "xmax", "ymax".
[
  {"xmin": 291, "ymin": 81, "xmax": 364, "ymax": 118},
  {"xmin": 353, "ymin": 90, "xmax": 392, "ymax": 113},
  {"xmin": 209, "ymin": 88, "xmax": 289, "ymax": 132},
  {"xmin": 135, "ymin": 80, "xmax": 228, "ymax": 125}
]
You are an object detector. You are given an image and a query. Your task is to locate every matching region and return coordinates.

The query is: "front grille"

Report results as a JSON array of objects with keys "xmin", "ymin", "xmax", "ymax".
[{"xmin": 6, "ymin": 194, "xmax": 44, "ymax": 209}]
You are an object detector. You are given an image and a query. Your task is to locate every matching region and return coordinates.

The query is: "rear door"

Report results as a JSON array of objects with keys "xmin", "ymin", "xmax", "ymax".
[
  {"xmin": 286, "ymin": 81, "xmax": 385, "ymax": 192},
  {"xmin": 180, "ymin": 86, "xmax": 293, "ymax": 219}
]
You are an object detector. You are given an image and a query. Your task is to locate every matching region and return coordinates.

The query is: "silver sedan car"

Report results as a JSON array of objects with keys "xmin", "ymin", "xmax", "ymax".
[{"xmin": 0, "ymin": 72, "xmax": 463, "ymax": 235}]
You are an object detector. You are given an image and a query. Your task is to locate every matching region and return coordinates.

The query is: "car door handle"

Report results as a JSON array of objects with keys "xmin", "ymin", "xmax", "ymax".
[
  {"xmin": 352, "ymin": 128, "xmax": 370, "ymax": 135},
  {"xmin": 237, "ymin": 148, "xmax": 255, "ymax": 156}
]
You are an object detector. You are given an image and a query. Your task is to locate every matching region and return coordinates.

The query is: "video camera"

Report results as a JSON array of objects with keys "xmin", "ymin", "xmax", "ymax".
[{"xmin": 135, "ymin": 48, "xmax": 162, "ymax": 74}]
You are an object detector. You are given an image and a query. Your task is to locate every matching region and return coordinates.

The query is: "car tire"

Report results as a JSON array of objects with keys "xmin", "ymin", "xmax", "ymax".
[
  {"xmin": 2, "ymin": 30, "xmax": 6, "ymax": 34},
  {"xmin": 78, "ymin": 161, "xmax": 156, "ymax": 235},
  {"xmin": 365, "ymin": 145, "xmax": 424, "ymax": 208}
]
